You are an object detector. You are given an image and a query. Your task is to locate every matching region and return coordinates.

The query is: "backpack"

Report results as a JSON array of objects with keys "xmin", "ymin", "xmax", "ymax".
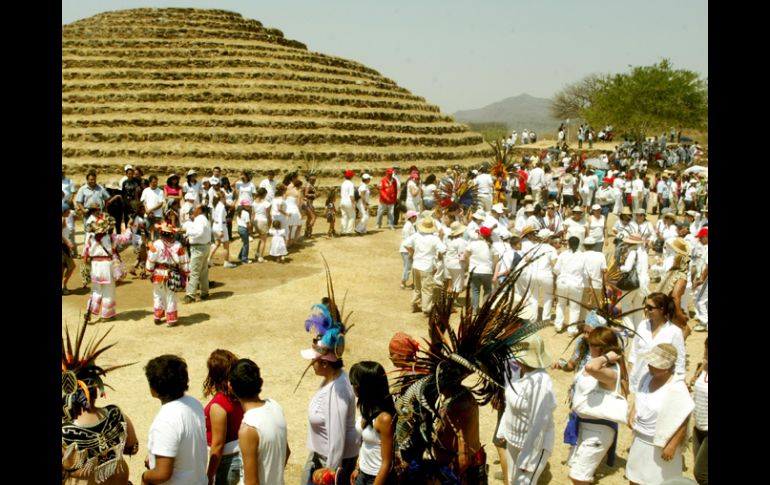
[{"xmin": 399, "ymin": 182, "xmax": 408, "ymax": 202}]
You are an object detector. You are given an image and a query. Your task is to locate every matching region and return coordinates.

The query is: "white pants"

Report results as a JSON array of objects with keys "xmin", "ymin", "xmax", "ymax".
[
  {"xmin": 446, "ymin": 266, "xmax": 466, "ymax": 294},
  {"xmin": 355, "ymin": 202, "xmax": 368, "ymax": 233},
  {"xmin": 506, "ymin": 444, "xmax": 550, "ymax": 485},
  {"xmin": 555, "ymin": 280, "xmax": 584, "ymax": 333},
  {"xmin": 694, "ymin": 281, "xmax": 708, "ymax": 324},
  {"xmin": 153, "ymin": 283, "xmax": 178, "ymax": 323},
  {"xmin": 681, "ymin": 278, "xmax": 693, "ymax": 313},
  {"xmin": 530, "ymin": 272, "xmax": 555, "ymax": 321},
  {"xmin": 479, "ymin": 194, "xmax": 493, "ymax": 212},
  {"xmin": 89, "ymin": 282, "xmax": 116, "ymax": 319},
  {"xmin": 340, "ymin": 202, "xmax": 356, "ymax": 234},
  {"xmin": 507, "ymin": 194, "xmax": 518, "ymax": 215}
]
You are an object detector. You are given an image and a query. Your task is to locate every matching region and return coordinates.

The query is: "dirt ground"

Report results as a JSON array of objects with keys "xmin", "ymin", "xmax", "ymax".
[{"xmin": 62, "ymin": 210, "xmax": 705, "ymax": 484}]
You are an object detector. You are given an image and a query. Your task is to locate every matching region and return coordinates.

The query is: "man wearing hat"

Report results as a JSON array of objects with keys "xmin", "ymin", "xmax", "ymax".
[
  {"xmin": 146, "ymin": 221, "xmax": 190, "ymax": 326},
  {"xmin": 595, "ymin": 177, "xmax": 615, "ymax": 217},
  {"xmin": 376, "ymin": 168, "xmax": 397, "ymax": 229},
  {"xmin": 581, "ymin": 235, "xmax": 608, "ymax": 315},
  {"xmin": 524, "ymin": 204, "xmax": 547, "ymax": 231},
  {"xmin": 527, "ymin": 160, "xmax": 545, "ymax": 205},
  {"xmin": 83, "ymin": 216, "xmax": 133, "ymax": 322},
  {"xmin": 355, "ymin": 173, "xmax": 371, "ymax": 234},
  {"xmin": 543, "ymin": 202, "xmax": 564, "ymax": 238},
  {"xmin": 475, "ymin": 166, "xmax": 494, "ymax": 212},
  {"xmin": 403, "ymin": 217, "xmax": 446, "ymax": 315},
  {"xmin": 258, "ymin": 169, "xmax": 276, "ymax": 203},
  {"xmin": 514, "ymin": 203, "xmax": 535, "ymax": 233},
  {"xmin": 486, "ymin": 203, "xmax": 509, "ymax": 237},
  {"xmin": 339, "ymin": 170, "xmax": 357, "ymax": 235},
  {"xmin": 691, "ymin": 228, "xmax": 708, "ymax": 332}
]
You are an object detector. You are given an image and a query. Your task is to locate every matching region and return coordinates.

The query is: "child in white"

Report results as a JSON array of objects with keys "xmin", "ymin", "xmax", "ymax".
[
  {"xmin": 208, "ymin": 193, "xmax": 235, "ymax": 268},
  {"xmin": 269, "ymin": 220, "xmax": 288, "ymax": 261}
]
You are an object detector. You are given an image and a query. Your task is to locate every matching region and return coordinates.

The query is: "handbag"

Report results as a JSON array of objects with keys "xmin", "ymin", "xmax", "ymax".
[
  {"xmin": 616, "ymin": 253, "xmax": 640, "ymax": 291},
  {"xmin": 573, "ymin": 365, "xmax": 628, "ymax": 424},
  {"xmin": 167, "ymin": 267, "xmax": 183, "ymax": 291}
]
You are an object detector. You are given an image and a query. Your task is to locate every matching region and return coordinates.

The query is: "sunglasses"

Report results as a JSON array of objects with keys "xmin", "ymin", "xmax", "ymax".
[{"xmin": 644, "ymin": 305, "xmax": 660, "ymax": 311}]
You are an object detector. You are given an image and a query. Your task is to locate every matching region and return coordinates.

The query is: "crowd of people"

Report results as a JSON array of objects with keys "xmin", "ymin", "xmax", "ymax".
[{"xmin": 62, "ymin": 148, "xmax": 708, "ymax": 484}]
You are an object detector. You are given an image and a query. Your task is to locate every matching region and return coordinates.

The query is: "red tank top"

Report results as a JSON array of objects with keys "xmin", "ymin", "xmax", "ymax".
[{"xmin": 204, "ymin": 392, "xmax": 244, "ymax": 446}]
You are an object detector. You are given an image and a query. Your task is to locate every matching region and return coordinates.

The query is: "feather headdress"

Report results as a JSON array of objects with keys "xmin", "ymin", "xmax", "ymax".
[
  {"xmin": 489, "ymin": 140, "xmax": 511, "ymax": 204},
  {"xmin": 391, "ymin": 256, "xmax": 548, "ymax": 471},
  {"xmin": 62, "ymin": 306, "xmax": 134, "ymax": 422},
  {"xmin": 295, "ymin": 255, "xmax": 354, "ymax": 392},
  {"xmin": 436, "ymin": 174, "xmax": 479, "ymax": 210}
]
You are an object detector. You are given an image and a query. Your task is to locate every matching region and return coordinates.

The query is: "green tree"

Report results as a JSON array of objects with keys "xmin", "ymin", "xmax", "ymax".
[{"xmin": 581, "ymin": 60, "xmax": 708, "ymax": 142}]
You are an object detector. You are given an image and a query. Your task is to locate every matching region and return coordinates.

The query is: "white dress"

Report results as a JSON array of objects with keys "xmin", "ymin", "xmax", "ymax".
[
  {"xmin": 268, "ymin": 228, "xmax": 288, "ymax": 256},
  {"xmin": 285, "ymin": 196, "xmax": 302, "ymax": 226}
]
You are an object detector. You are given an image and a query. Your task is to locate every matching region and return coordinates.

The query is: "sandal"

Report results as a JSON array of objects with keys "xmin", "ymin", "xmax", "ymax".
[{"xmin": 62, "ymin": 288, "xmax": 71, "ymax": 296}]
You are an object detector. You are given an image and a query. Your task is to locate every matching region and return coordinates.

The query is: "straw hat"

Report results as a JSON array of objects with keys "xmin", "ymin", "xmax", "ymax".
[
  {"xmin": 520, "ymin": 225, "xmax": 537, "ymax": 238},
  {"xmin": 88, "ymin": 216, "xmax": 114, "ymax": 235},
  {"xmin": 417, "ymin": 217, "xmax": 437, "ymax": 234},
  {"xmin": 186, "ymin": 169, "xmax": 198, "ymax": 177},
  {"xmin": 643, "ymin": 343, "xmax": 678, "ymax": 370},
  {"xmin": 155, "ymin": 221, "xmax": 178, "ymax": 234},
  {"xmin": 491, "ymin": 203, "xmax": 505, "ymax": 214},
  {"xmin": 634, "ymin": 208, "xmax": 647, "ymax": 216},
  {"xmin": 472, "ymin": 209, "xmax": 487, "ymax": 221},
  {"xmin": 623, "ymin": 233, "xmax": 644, "ymax": 245},
  {"xmin": 620, "ymin": 207, "xmax": 633, "ymax": 216},
  {"xmin": 515, "ymin": 334, "xmax": 551, "ymax": 369},
  {"xmin": 449, "ymin": 221, "xmax": 466, "ymax": 237},
  {"xmin": 669, "ymin": 237, "xmax": 690, "ymax": 256}
]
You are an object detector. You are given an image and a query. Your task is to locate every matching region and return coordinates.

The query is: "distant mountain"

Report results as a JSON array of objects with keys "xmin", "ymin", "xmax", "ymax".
[{"xmin": 453, "ymin": 94, "xmax": 561, "ymax": 135}]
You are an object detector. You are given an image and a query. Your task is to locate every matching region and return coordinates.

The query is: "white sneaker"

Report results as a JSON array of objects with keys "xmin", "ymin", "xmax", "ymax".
[
  {"xmin": 224, "ymin": 262, "xmax": 237, "ymax": 268},
  {"xmin": 693, "ymin": 323, "xmax": 708, "ymax": 332},
  {"xmin": 257, "ymin": 257, "xmax": 265, "ymax": 263}
]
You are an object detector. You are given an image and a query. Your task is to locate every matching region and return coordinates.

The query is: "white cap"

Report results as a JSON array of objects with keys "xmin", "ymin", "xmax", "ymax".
[
  {"xmin": 591, "ymin": 204, "xmax": 601, "ymax": 211},
  {"xmin": 491, "ymin": 203, "xmax": 505, "ymax": 214},
  {"xmin": 472, "ymin": 209, "xmax": 487, "ymax": 220},
  {"xmin": 124, "ymin": 164, "xmax": 134, "ymax": 171},
  {"xmin": 584, "ymin": 236, "xmax": 597, "ymax": 245},
  {"xmin": 362, "ymin": 173, "xmax": 371, "ymax": 180},
  {"xmin": 209, "ymin": 177, "xmax": 221, "ymax": 185}
]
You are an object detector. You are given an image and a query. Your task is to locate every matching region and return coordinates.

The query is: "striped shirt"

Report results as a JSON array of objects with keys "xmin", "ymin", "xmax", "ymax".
[{"xmin": 693, "ymin": 370, "xmax": 708, "ymax": 431}]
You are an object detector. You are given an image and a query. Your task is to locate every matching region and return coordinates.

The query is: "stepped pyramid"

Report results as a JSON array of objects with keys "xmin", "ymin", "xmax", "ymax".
[{"xmin": 62, "ymin": 8, "xmax": 493, "ymax": 177}]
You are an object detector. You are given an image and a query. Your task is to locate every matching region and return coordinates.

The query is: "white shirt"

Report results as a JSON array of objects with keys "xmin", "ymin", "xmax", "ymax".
[
  {"xmin": 496, "ymin": 369, "xmax": 556, "ymax": 471},
  {"xmin": 237, "ymin": 209, "xmax": 251, "ymax": 228},
  {"xmin": 253, "ymin": 200, "xmax": 270, "ymax": 221},
  {"xmin": 587, "ymin": 215, "xmax": 605, "ymax": 241},
  {"xmin": 398, "ymin": 220, "xmax": 416, "ymax": 253},
  {"xmin": 474, "ymin": 173, "xmax": 494, "ymax": 196},
  {"xmin": 560, "ymin": 175, "xmax": 575, "ymax": 195},
  {"xmin": 259, "ymin": 179, "xmax": 276, "ymax": 202},
  {"xmin": 656, "ymin": 180, "xmax": 671, "ymax": 198},
  {"xmin": 148, "ymin": 395, "xmax": 208, "ymax": 485},
  {"xmin": 212, "ymin": 202, "xmax": 227, "ymax": 233},
  {"xmin": 633, "ymin": 373, "xmax": 666, "ymax": 436},
  {"xmin": 631, "ymin": 178, "xmax": 645, "ymax": 197},
  {"xmin": 140, "ymin": 187, "xmax": 165, "ymax": 218},
  {"xmin": 357, "ymin": 183, "xmax": 370, "ymax": 207},
  {"xmin": 528, "ymin": 167, "xmax": 545, "ymax": 190},
  {"xmin": 340, "ymin": 180, "xmax": 355, "ymax": 207},
  {"xmin": 627, "ymin": 320, "xmax": 686, "ymax": 392},
  {"xmin": 403, "ymin": 232, "xmax": 446, "ymax": 272},
  {"xmin": 183, "ymin": 214, "xmax": 212, "ymax": 245},
  {"xmin": 582, "ymin": 250, "xmax": 607, "ymax": 288},
  {"xmin": 239, "ymin": 400, "xmax": 288, "ymax": 485},
  {"xmin": 422, "ymin": 183, "xmax": 437, "ymax": 202},
  {"xmin": 693, "ymin": 370, "xmax": 708, "ymax": 431},
  {"xmin": 563, "ymin": 218, "xmax": 587, "ymax": 246},
  {"xmin": 465, "ymin": 239, "xmax": 495, "ymax": 274},
  {"xmin": 307, "ymin": 372, "xmax": 360, "ymax": 469},
  {"xmin": 554, "ymin": 250, "xmax": 586, "ymax": 286},
  {"xmin": 528, "ymin": 243, "xmax": 557, "ymax": 278},
  {"xmin": 235, "ymin": 181, "xmax": 257, "ymax": 205},
  {"xmin": 444, "ymin": 236, "xmax": 468, "ymax": 270},
  {"xmin": 182, "ymin": 182, "xmax": 201, "ymax": 204}
]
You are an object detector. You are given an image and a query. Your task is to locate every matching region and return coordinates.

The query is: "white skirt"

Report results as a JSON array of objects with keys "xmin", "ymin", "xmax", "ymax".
[
  {"xmin": 567, "ymin": 422, "xmax": 615, "ymax": 482},
  {"xmin": 626, "ymin": 432, "xmax": 683, "ymax": 485},
  {"xmin": 285, "ymin": 198, "xmax": 302, "ymax": 226}
]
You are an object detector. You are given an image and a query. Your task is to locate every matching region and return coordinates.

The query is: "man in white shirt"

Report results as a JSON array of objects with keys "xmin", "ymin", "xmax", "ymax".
[
  {"xmin": 474, "ymin": 166, "xmax": 495, "ymax": 212},
  {"xmin": 656, "ymin": 173, "xmax": 672, "ymax": 210},
  {"xmin": 514, "ymin": 204, "xmax": 535, "ymax": 233},
  {"xmin": 465, "ymin": 210, "xmax": 485, "ymax": 241},
  {"xmin": 595, "ymin": 178, "xmax": 615, "ymax": 217},
  {"xmin": 258, "ymin": 170, "xmax": 277, "ymax": 203},
  {"xmin": 182, "ymin": 204, "xmax": 212, "ymax": 303},
  {"xmin": 581, "ymin": 236, "xmax": 608, "ymax": 321},
  {"xmin": 141, "ymin": 175, "xmax": 166, "ymax": 240},
  {"xmin": 403, "ymin": 217, "xmax": 446, "ymax": 315},
  {"xmin": 527, "ymin": 162, "xmax": 545, "ymax": 205},
  {"xmin": 142, "ymin": 355, "xmax": 208, "ymax": 485},
  {"xmin": 355, "ymin": 173, "xmax": 371, "ymax": 234},
  {"xmin": 526, "ymin": 229, "xmax": 558, "ymax": 323},
  {"xmin": 631, "ymin": 172, "xmax": 645, "ymax": 213},
  {"xmin": 339, "ymin": 170, "xmax": 356, "ymax": 235}
]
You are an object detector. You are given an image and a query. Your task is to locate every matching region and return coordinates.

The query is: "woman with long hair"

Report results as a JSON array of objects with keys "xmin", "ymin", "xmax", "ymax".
[
  {"xmin": 303, "ymin": 174, "xmax": 319, "ymax": 238},
  {"xmin": 203, "ymin": 349, "xmax": 244, "ymax": 485},
  {"xmin": 627, "ymin": 292, "xmax": 686, "ymax": 393},
  {"xmin": 658, "ymin": 237, "xmax": 692, "ymax": 339},
  {"xmin": 565, "ymin": 327, "xmax": 629, "ymax": 485},
  {"xmin": 285, "ymin": 178, "xmax": 304, "ymax": 247},
  {"xmin": 349, "ymin": 361, "xmax": 397, "ymax": 485},
  {"xmin": 220, "ymin": 176, "xmax": 235, "ymax": 245},
  {"xmin": 252, "ymin": 187, "xmax": 271, "ymax": 263}
]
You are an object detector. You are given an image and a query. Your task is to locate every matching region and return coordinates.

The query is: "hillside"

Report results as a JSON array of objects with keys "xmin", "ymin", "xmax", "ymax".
[
  {"xmin": 62, "ymin": 8, "xmax": 494, "ymax": 177},
  {"xmin": 453, "ymin": 93, "xmax": 560, "ymax": 135}
]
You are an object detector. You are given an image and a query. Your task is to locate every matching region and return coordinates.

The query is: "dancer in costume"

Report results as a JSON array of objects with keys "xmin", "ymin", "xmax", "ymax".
[
  {"xmin": 146, "ymin": 221, "xmax": 190, "ymax": 326},
  {"xmin": 83, "ymin": 216, "xmax": 132, "ymax": 321},
  {"xmin": 62, "ymin": 319, "xmax": 138, "ymax": 484}
]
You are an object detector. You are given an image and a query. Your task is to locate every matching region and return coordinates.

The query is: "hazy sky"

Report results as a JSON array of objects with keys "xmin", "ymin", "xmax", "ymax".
[{"xmin": 62, "ymin": 0, "xmax": 708, "ymax": 114}]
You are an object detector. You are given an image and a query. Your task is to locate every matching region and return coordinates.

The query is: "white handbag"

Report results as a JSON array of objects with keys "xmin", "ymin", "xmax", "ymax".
[{"xmin": 572, "ymin": 365, "xmax": 628, "ymax": 424}]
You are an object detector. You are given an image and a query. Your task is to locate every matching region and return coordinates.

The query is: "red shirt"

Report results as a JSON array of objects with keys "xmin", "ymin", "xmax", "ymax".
[
  {"xmin": 379, "ymin": 176, "xmax": 398, "ymax": 204},
  {"xmin": 205, "ymin": 392, "xmax": 244, "ymax": 445},
  {"xmin": 517, "ymin": 170, "xmax": 528, "ymax": 193}
]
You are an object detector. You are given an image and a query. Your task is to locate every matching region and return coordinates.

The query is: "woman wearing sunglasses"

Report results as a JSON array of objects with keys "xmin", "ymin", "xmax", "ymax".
[{"xmin": 626, "ymin": 292, "xmax": 687, "ymax": 394}]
